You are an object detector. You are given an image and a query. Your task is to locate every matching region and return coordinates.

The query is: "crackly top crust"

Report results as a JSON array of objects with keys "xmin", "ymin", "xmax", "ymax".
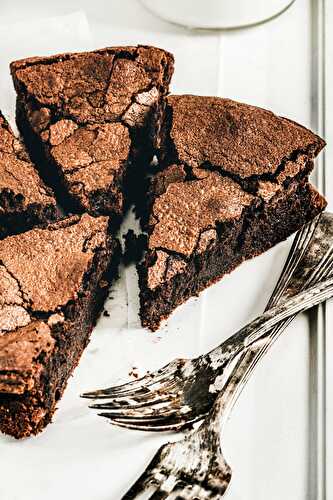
[
  {"xmin": 49, "ymin": 122, "xmax": 131, "ymax": 210},
  {"xmin": 0, "ymin": 112, "xmax": 56, "ymax": 211},
  {"xmin": 149, "ymin": 171, "xmax": 254, "ymax": 256},
  {"xmin": 11, "ymin": 46, "xmax": 174, "ymax": 214},
  {"xmin": 161, "ymin": 95, "xmax": 325, "ymax": 179},
  {"xmin": 144, "ymin": 95, "xmax": 326, "ymax": 290},
  {"xmin": 144, "ymin": 169, "xmax": 255, "ymax": 290},
  {"xmin": 11, "ymin": 46, "xmax": 174, "ymax": 124},
  {"xmin": 0, "ymin": 213, "xmax": 111, "ymax": 393},
  {"xmin": 0, "ymin": 213, "xmax": 109, "ymax": 314}
]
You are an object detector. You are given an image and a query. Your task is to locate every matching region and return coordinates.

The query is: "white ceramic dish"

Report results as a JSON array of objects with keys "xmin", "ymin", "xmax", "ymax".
[{"xmin": 140, "ymin": 0, "xmax": 296, "ymax": 29}]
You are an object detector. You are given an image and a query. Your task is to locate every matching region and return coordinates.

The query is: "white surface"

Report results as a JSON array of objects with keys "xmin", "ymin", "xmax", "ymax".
[{"xmin": 0, "ymin": 1, "xmax": 330, "ymax": 500}]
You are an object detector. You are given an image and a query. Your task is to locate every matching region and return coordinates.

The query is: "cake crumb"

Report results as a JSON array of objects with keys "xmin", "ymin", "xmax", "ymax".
[
  {"xmin": 123, "ymin": 229, "xmax": 147, "ymax": 266},
  {"xmin": 128, "ymin": 366, "xmax": 139, "ymax": 378}
]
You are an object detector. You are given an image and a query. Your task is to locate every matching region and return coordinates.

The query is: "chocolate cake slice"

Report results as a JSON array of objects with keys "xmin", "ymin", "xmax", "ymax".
[
  {"xmin": 0, "ymin": 111, "xmax": 58, "ymax": 239},
  {"xmin": 138, "ymin": 95, "xmax": 327, "ymax": 331},
  {"xmin": 10, "ymin": 46, "xmax": 174, "ymax": 225},
  {"xmin": 0, "ymin": 213, "xmax": 120, "ymax": 438}
]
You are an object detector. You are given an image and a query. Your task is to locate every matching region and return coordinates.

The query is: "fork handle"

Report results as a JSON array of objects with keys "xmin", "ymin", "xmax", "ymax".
[
  {"xmin": 210, "ymin": 278, "xmax": 333, "ymax": 431},
  {"xmin": 202, "ymin": 277, "xmax": 333, "ymax": 376}
]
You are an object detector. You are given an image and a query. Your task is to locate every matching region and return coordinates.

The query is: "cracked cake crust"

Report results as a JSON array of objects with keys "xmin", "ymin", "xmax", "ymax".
[
  {"xmin": 0, "ymin": 112, "xmax": 58, "ymax": 239},
  {"xmin": 160, "ymin": 95, "xmax": 325, "ymax": 178},
  {"xmin": 11, "ymin": 46, "xmax": 174, "ymax": 222},
  {"xmin": 0, "ymin": 213, "xmax": 120, "ymax": 438},
  {"xmin": 138, "ymin": 95, "xmax": 327, "ymax": 331}
]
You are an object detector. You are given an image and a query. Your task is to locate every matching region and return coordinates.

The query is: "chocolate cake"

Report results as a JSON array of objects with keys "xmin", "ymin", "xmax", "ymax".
[
  {"xmin": 10, "ymin": 46, "xmax": 174, "ymax": 225},
  {"xmin": 0, "ymin": 214, "xmax": 120, "ymax": 438},
  {"xmin": 0, "ymin": 111, "xmax": 58, "ymax": 239},
  {"xmin": 138, "ymin": 95, "xmax": 327, "ymax": 331}
]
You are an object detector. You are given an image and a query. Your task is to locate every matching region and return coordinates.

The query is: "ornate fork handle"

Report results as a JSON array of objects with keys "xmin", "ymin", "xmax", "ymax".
[
  {"xmin": 196, "ymin": 276, "xmax": 333, "ymax": 380},
  {"xmin": 208, "ymin": 274, "xmax": 333, "ymax": 438},
  {"xmin": 196, "ymin": 216, "xmax": 333, "ymax": 390}
]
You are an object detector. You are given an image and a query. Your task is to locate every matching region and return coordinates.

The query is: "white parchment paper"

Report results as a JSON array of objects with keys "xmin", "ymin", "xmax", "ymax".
[{"xmin": 0, "ymin": 4, "xmax": 316, "ymax": 499}]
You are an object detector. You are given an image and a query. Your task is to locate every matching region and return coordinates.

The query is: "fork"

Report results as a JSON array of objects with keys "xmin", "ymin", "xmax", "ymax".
[
  {"xmin": 121, "ymin": 350, "xmax": 261, "ymax": 499},
  {"xmin": 121, "ymin": 276, "xmax": 333, "ymax": 499},
  {"xmin": 82, "ymin": 214, "xmax": 333, "ymax": 430}
]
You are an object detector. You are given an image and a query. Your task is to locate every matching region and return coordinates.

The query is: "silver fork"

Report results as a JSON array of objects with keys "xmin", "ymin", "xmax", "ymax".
[
  {"xmin": 121, "ymin": 276, "xmax": 333, "ymax": 499},
  {"xmin": 82, "ymin": 214, "xmax": 332, "ymax": 431}
]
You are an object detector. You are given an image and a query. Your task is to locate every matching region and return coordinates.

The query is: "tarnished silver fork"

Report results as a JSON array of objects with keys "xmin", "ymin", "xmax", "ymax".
[
  {"xmin": 83, "ymin": 213, "xmax": 333, "ymax": 431},
  {"xmin": 122, "ymin": 277, "xmax": 333, "ymax": 499}
]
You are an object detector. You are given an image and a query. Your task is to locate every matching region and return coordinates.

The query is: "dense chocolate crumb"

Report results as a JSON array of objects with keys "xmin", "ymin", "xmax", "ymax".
[
  {"xmin": 0, "ymin": 111, "xmax": 59, "ymax": 239},
  {"xmin": 123, "ymin": 229, "xmax": 148, "ymax": 266},
  {"xmin": 138, "ymin": 95, "xmax": 327, "ymax": 331},
  {"xmin": 0, "ymin": 214, "xmax": 120, "ymax": 438},
  {"xmin": 11, "ymin": 46, "xmax": 174, "ymax": 224}
]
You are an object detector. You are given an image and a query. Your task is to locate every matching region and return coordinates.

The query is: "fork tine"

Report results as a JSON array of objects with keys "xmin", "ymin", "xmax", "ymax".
[
  {"xmin": 108, "ymin": 372, "xmax": 181, "ymax": 396},
  {"xmin": 81, "ymin": 360, "xmax": 185, "ymax": 399},
  {"xmin": 86, "ymin": 380, "xmax": 180, "ymax": 408},
  {"xmin": 109, "ymin": 379, "xmax": 181, "ymax": 398},
  {"xmin": 105, "ymin": 418, "xmax": 184, "ymax": 433},
  {"xmin": 81, "ymin": 383, "xmax": 152, "ymax": 399},
  {"xmin": 106, "ymin": 415, "xmax": 201, "ymax": 432},
  {"xmin": 88, "ymin": 389, "xmax": 160, "ymax": 403},
  {"xmin": 82, "ymin": 372, "xmax": 165, "ymax": 398},
  {"xmin": 89, "ymin": 394, "xmax": 175, "ymax": 410},
  {"xmin": 84, "ymin": 380, "xmax": 181, "ymax": 410},
  {"xmin": 82, "ymin": 381, "xmax": 164, "ymax": 399},
  {"xmin": 90, "ymin": 404, "xmax": 180, "ymax": 419},
  {"xmin": 82, "ymin": 388, "xmax": 147, "ymax": 399},
  {"xmin": 100, "ymin": 410, "xmax": 188, "ymax": 426}
]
